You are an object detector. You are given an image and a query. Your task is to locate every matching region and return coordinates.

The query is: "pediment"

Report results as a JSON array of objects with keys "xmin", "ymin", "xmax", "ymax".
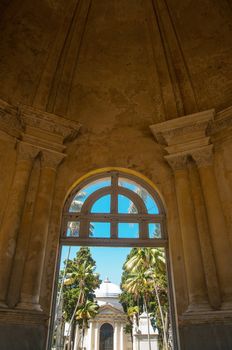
[{"xmin": 98, "ymin": 304, "xmax": 124, "ymax": 315}]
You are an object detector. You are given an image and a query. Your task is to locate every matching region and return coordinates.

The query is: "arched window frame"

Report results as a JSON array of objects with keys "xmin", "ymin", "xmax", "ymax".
[{"xmin": 61, "ymin": 171, "xmax": 167, "ymax": 247}]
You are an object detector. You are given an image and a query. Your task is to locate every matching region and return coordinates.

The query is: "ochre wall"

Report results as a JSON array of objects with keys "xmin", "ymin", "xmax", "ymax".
[{"xmin": 0, "ymin": 1, "xmax": 232, "ymax": 349}]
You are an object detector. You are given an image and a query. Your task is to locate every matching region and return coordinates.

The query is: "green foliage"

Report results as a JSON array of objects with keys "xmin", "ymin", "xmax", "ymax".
[
  {"xmin": 124, "ymin": 323, "xmax": 133, "ymax": 335},
  {"xmin": 75, "ymin": 300, "xmax": 99, "ymax": 329},
  {"xmin": 120, "ymin": 247, "xmax": 169, "ymax": 349},
  {"xmin": 61, "ymin": 247, "xmax": 101, "ymax": 321}
]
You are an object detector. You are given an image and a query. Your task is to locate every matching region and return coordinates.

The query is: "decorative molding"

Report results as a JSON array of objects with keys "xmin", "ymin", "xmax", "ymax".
[
  {"xmin": 191, "ymin": 145, "xmax": 214, "ymax": 168},
  {"xmin": 17, "ymin": 141, "xmax": 40, "ymax": 162},
  {"xmin": 20, "ymin": 105, "xmax": 81, "ymax": 143},
  {"xmin": 0, "ymin": 99, "xmax": 81, "ymax": 148},
  {"xmin": 0, "ymin": 99, "xmax": 23, "ymax": 139},
  {"xmin": 209, "ymin": 106, "xmax": 232, "ymax": 146},
  {"xmin": 0, "ymin": 308, "xmax": 48, "ymax": 326},
  {"xmin": 150, "ymin": 109, "xmax": 215, "ymax": 165},
  {"xmin": 150, "ymin": 109, "xmax": 215, "ymax": 146},
  {"xmin": 164, "ymin": 153, "xmax": 188, "ymax": 171},
  {"xmin": 211, "ymin": 106, "xmax": 232, "ymax": 134},
  {"xmin": 40, "ymin": 149, "xmax": 66, "ymax": 169},
  {"xmin": 179, "ymin": 309, "xmax": 232, "ymax": 325},
  {"xmin": 149, "ymin": 110, "xmax": 217, "ymax": 171}
]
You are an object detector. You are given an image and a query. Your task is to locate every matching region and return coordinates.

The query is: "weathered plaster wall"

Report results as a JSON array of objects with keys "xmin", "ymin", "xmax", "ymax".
[
  {"xmin": 0, "ymin": 0, "xmax": 232, "ymax": 349},
  {"xmin": 0, "ymin": 0, "xmax": 231, "ymax": 115}
]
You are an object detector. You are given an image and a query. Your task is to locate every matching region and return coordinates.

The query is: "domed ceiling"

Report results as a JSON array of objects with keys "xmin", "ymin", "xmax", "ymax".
[{"xmin": 0, "ymin": 0, "xmax": 231, "ymax": 131}]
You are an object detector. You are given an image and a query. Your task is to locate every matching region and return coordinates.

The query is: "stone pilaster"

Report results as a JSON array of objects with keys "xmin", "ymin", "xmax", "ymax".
[
  {"xmin": 165, "ymin": 153, "xmax": 208, "ymax": 311},
  {"xmin": 192, "ymin": 145, "xmax": 232, "ymax": 307},
  {"xmin": 0, "ymin": 142, "xmax": 38, "ymax": 307},
  {"xmin": 187, "ymin": 159, "xmax": 221, "ymax": 309},
  {"xmin": 17, "ymin": 150, "xmax": 65, "ymax": 311},
  {"xmin": 150, "ymin": 108, "xmax": 232, "ymax": 312},
  {"xmin": 210, "ymin": 106, "xmax": 232, "ymax": 245}
]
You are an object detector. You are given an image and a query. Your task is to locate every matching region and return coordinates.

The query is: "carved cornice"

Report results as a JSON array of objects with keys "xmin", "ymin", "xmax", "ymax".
[
  {"xmin": 150, "ymin": 109, "xmax": 215, "ymax": 148},
  {"xmin": 0, "ymin": 99, "xmax": 81, "ymax": 146},
  {"xmin": 211, "ymin": 106, "xmax": 232, "ymax": 134},
  {"xmin": 0, "ymin": 98, "xmax": 23, "ymax": 139},
  {"xmin": 191, "ymin": 145, "xmax": 214, "ymax": 168},
  {"xmin": 20, "ymin": 105, "xmax": 81, "ymax": 143},
  {"xmin": 209, "ymin": 106, "xmax": 232, "ymax": 146}
]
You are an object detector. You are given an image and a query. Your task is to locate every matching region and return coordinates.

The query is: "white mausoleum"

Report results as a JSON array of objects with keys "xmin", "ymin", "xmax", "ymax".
[
  {"xmin": 75, "ymin": 278, "xmax": 132, "ymax": 350},
  {"xmin": 74, "ymin": 278, "xmax": 158, "ymax": 350}
]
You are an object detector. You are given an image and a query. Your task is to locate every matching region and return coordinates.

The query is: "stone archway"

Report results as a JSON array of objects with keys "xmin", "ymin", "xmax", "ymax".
[{"xmin": 49, "ymin": 168, "xmax": 178, "ymax": 350}]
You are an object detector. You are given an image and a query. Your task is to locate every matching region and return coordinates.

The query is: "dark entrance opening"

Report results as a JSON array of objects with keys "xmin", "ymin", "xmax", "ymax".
[{"xmin": 100, "ymin": 323, "xmax": 114, "ymax": 350}]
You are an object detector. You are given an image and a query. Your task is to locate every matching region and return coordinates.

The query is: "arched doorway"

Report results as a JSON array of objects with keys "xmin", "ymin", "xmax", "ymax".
[
  {"xmin": 100, "ymin": 323, "xmax": 114, "ymax": 350},
  {"xmin": 49, "ymin": 169, "xmax": 177, "ymax": 350}
]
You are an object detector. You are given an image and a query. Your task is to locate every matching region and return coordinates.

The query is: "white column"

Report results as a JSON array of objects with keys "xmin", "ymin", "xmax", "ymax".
[
  {"xmin": 94, "ymin": 322, "xmax": 99, "ymax": 350},
  {"xmin": 120, "ymin": 323, "xmax": 124, "ymax": 350},
  {"xmin": 88, "ymin": 321, "xmax": 93, "ymax": 350},
  {"xmin": 114, "ymin": 322, "xmax": 118, "ymax": 350},
  {"xmin": 73, "ymin": 326, "xmax": 80, "ymax": 350}
]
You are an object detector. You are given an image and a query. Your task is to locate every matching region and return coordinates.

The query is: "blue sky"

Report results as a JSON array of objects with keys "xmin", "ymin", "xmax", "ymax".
[
  {"xmin": 60, "ymin": 246, "xmax": 131, "ymax": 285},
  {"xmin": 62, "ymin": 177, "xmax": 160, "ymax": 285}
]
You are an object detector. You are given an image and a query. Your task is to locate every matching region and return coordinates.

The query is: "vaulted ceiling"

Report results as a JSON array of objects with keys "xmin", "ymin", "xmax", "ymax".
[{"xmin": 0, "ymin": 0, "xmax": 231, "ymax": 130}]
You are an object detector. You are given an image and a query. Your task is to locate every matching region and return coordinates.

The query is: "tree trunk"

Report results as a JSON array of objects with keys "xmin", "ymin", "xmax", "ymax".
[
  {"xmin": 154, "ymin": 283, "xmax": 168, "ymax": 350},
  {"xmin": 81, "ymin": 328, "xmax": 85, "ymax": 349},
  {"xmin": 66, "ymin": 292, "xmax": 83, "ymax": 350}
]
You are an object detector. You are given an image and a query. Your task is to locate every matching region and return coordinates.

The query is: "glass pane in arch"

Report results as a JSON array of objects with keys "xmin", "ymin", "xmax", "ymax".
[
  {"xmin": 148, "ymin": 223, "xmax": 162, "ymax": 238},
  {"xmin": 118, "ymin": 177, "xmax": 159, "ymax": 214},
  {"xmin": 91, "ymin": 195, "xmax": 111, "ymax": 213},
  {"xmin": 118, "ymin": 223, "xmax": 139, "ymax": 238},
  {"xmin": 118, "ymin": 194, "xmax": 138, "ymax": 214},
  {"xmin": 90, "ymin": 222, "xmax": 110, "ymax": 238},
  {"xmin": 66, "ymin": 221, "xmax": 80, "ymax": 237},
  {"xmin": 69, "ymin": 177, "xmax": 111, "ymax": 212}
]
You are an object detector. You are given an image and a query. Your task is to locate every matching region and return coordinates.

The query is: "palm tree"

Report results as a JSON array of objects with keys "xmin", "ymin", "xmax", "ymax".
[
  {"xmin": 145, "ymin": 267, "xmax": 168, "ymax": 350},
  {"xmin": 125, "ymin": 248, "xmax": 165, "ymax": 274},
  {"xmin": 63, "ymin": 259, "xmax": 100, "ymax": 350},
  {"xmin": 75, "ymin": 300, "xmax": 99, "ymax": 349},
  {"xmin": 122, "ymin": 248, "xmax": 168, "ymax": 350},
  {"xmin": 64, "ymin": 262, "xmax": 91, "ymax": 347},
  {"xmin": 122, "ymin": 269, "xmax": 153, "ymax": 350}
]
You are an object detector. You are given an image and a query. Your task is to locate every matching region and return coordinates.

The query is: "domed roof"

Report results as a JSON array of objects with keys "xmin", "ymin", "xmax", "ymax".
[{"xmin": 95, "ymin": 278, "xmax": 121, "ymax": 298}]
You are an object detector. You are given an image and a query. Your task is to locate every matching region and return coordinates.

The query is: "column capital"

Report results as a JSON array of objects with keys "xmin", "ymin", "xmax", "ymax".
[
  {"xmin": 17, "ymin": 142, "xmax": 39, "ymax": 162},
  {"xmin": 191, "ymin": 145, "xmax": 214, "ymax": 168},
  {"xmin": 40, "ymin": 150, "xmax": 65, "ymax": 170},
  {"xmin": 165, "ymin": 153, "xmax": 188, "ymax": 171}
]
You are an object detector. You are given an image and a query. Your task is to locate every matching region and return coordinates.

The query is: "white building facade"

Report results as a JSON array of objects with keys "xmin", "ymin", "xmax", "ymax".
[
  {"xmin": 75, "ymin": 278, "xmax": 132, "ymax": 350},
  {"xmin": 74, "ymin": 278, "xmax": 159, "ymax": 350}
]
